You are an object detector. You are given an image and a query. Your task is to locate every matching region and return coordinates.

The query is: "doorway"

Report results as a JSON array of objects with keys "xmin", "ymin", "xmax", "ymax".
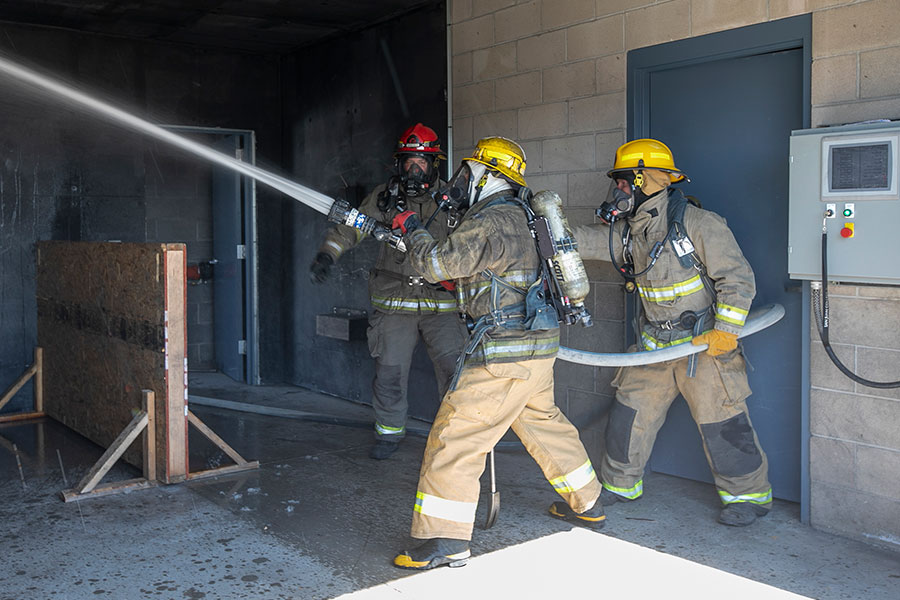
[
  {"xmin": 153, "ymin": 127, "xmax": 259, "ymax": 385},
  {"xmin": 626, "ymin": 16, "xmax": 811, "ymax": 504}
]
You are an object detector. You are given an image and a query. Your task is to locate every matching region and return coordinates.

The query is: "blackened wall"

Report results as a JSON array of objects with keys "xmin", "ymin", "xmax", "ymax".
[
  {"xmin": 283, "ymin": 2, "xmax": 448, "ymax": 418},
  {"xmin": 0, "ymin": 23, "xmax": 284, "ymax": 413}
]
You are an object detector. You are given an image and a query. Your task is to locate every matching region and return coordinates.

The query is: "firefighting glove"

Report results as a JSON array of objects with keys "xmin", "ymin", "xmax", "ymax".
[
  {"xmin": 309, "ymin": 252, "xmax": 333, "ymax": 284},
  {"xmin": 391, "ymin": 210, "xmax": 421, "ymax": 234},
  {"xmin": 691, "ymin": 329, "xmax": 738, "ymax": 357}
]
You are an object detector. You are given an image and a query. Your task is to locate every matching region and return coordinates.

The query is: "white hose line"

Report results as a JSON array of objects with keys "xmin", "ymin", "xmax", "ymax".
[{"xmin": 557, "ymin": 303, "xmax": 785, "ymax": 366}]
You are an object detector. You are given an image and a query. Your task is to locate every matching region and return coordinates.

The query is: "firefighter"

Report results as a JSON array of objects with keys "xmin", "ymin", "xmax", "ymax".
[
  {"xmin": 572, "ymin": 138, "xmax": 772, "ymax": 527},
  {"xmin": 388, "ymin": 137, "xmax": 604, "ymax": 570},
  {"xmin": 309, "ymin": 124, "xmax": 467, "ymax": 460}
]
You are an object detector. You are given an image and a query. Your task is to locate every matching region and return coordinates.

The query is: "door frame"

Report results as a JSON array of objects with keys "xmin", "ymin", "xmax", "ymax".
[
  {"xmin": 162, "ymin": 125, "xmax": 260, "ymax": 385},
  {"xmin": 625, "ymin": 15, "xmax": 812, "ymax": 522}
]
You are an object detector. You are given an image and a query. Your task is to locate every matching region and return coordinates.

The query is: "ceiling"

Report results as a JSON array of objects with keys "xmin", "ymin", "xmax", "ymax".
[{"xmin": 0, "ymin": 0, "xmax": 441, "ymax": 54}]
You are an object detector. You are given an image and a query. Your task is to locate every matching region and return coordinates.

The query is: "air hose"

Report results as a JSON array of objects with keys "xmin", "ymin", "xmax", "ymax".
[
  {"xmin": 558, "ymin": 303, "xmax": 785, "ymax": 366},
  {"xmin": 810, "ymin": 222, "xmax": 900, "ymax": 388}
]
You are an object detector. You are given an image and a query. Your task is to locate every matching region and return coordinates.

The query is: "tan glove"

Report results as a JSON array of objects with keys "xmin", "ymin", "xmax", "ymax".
[{"xmin": 691, "ymin": 329, "xmax": 738, "ymax": 357}]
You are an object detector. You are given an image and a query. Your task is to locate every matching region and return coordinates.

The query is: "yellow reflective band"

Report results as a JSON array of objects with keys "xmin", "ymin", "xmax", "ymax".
[
  {"xmin": 414, "ymin": 491, "xmax": 477, "ymax": 524},
  {"xmin": 716, "ymin": 302, "xmax": 749, "ymax": 326},
  {"xmin": 549, "ymin": 460, "xmax": 596, "ymax": 494},
  {"xmin": 641, "ymin": 331, "xmax": 694, "ymax": 351},
  {"xmin": 603, "ymin": 480, "xmax": 643, "ymax": 499},
  {"xmin": 718, "ymin": 488, "xmax": 772, "ymax": 505},
  {"xmin": 375, "ymin": 422, "xmax": 404, "ymax": 436},
  {"xmin": 371, "ymin": 297, "xmax": 458, "ymax": 313},
  {"xmin": 324, "ymin": 240, "xmax": 343, "ymax": 254},
  {"xmin": 637, "ymin": 274, "xmax": 704, "ymax": 302}
]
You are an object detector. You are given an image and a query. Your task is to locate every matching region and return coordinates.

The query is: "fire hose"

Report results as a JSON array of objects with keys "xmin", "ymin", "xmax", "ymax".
[{"xmin": 557, "ymin": 303, "xmax": 785, "ymax": 366}]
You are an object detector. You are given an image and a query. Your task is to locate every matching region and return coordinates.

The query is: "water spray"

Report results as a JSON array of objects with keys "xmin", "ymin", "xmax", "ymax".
[{"xmin": 0, "ymin": 53, "xmax": 335, "ymax": 215}]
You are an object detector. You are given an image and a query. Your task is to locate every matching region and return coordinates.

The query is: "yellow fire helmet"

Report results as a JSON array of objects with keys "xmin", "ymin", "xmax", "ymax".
[
  {"xmin": 607, "ymin": 138, "xmax": 689, "ymax": 183},
  {"xmin": 469, "ymin": 136, "xmax": 527, "ymax": 186}
]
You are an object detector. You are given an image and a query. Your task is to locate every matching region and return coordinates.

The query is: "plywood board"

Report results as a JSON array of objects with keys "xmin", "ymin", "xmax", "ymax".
[{"xmin": 36, "ymin": 241, "xmax": 187, "ymax": 482}]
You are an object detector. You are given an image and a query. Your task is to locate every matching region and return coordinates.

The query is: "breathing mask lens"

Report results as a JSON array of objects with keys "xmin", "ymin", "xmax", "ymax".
[
  {"xmin": 433, "ymin": 162, "xmax": 473, "ymax": 210},
  {"xmin": 596, "ymin": 176, "xmax": 634, "ymax": 223},
  {"xmin": 400, "ymin": 154, "xmax": 434, "ymax": 196}
]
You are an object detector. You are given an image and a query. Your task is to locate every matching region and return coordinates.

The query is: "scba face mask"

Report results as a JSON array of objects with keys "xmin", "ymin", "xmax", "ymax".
[
  {"xmin": 596, "ymin": 174, "xmax": 636, "ymax": 223},
  {"xmin": 399, "ymin": 154, "xmax": 436, "ymax": 197},
  {"xmin": 433, "ymin": 160, "xmax": 487, "ymax": 212}
]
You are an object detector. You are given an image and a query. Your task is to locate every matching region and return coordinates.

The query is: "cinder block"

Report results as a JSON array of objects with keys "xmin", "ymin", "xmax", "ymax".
[
  {"xmin": 625, "ymin": 0, "xmax": 690, "ymax": 51},
  {"xmin": 810, "ymin": 482, "xmax": 900, "ymax": 551},
  {"xmin": 453, "ymin": 81, "xmax": 494, "ymax": 116},
  {"xmin": 517, "ymin": 30, "xmax": 566, "ymax": 72},
  {"xmin": 495, "ymin": 1, "xmax": 541, "ymax": 43},
  {"xmin": 543, "ymin": 61, "xmax": 596, "ymax": 102},
  {"xmin": 825, "ymin": 296, "xmax": 900, "ymax": 350},
  {"xmin": 453, "ymin": 116, "xmax": 475, "ymax": 150},
  {"xmin": 809, "ymin": 435, "xmax": 856, "ymax": 488},
  {"xmin": 474, "ymin": 110, "xmax": 518, "ymax": 139},
  {"xmin": 591, "ymin": 282, "xmax": 626, "ymax": 322},
  {"xmin": 597, "ymin": 53, "xmax": 626, "ymax": 94},
  {"xmin": 813, "ymin": 0, "xmax": 900, "ymax": 58},
  {"xmin": 860, "ymin": 46, "xmax": 900, "ymax": 99},
  {"xmin": 691, "ymin": 0, "xmax": 767, "ymax": 37},
  {"xmin": 518, "ymin": 102, "xmax": 568, "ymax": 139},
  {"xmin": 451, "ymin": 0, "xmax": 473, "ymax": 23},
  {"xmin": 769, "ymin": 0, "xmax": 841, "ymax": 20},
  {"xmin": 495, "ymin": 71, "xmax": 542, "ymax": 110},
  {"xmin": 596, "ymin": 0, "xmax": 653, "ymax": 18},
  {"xmin": 473, "ymin": 41, "xmax": 517, "ymax": 80},
  {"xmin": 583, "ymin": 258, "xmax": 622, "ymax": 282},
  {"xmin": 812, "ymin": 54, "xmax": 858, "ymax": 106},
  {"xmin": 567, "ymin": 15, "xmax": 624, "ymax": 61},
  {"xmin": 541, "ymin": 0, "xmax": 595, "ymax": 30},
  {"xmin": 186, "ymin": 241, "xmax": 212, "ymax": 263},
  {"xmin": 521, "ymin": 140, "xmax": 543, "ymax": 173},
  {"xmin": 567, "ymin": 207, "xmax": 601, "ymax": 228},
  {"xmin": 569, "ymin": 92, "xmax": 625, "ymax": 134},
  {"xmin": 567, "ymin": 310, "xmax": 623, "ymax": 352},
  {"xmin": 809, "ymin": 340, "xmax": 856, "ymax": 393},
  {"xmin": 857, "ymin": 445, "xmax": 900, "ymax": 499},
  {"xmin": 472, "ymin": 0, "xmax": 517, "ymax": 18},
  {"xmin": 568, "ymin": 170, "xmax": 607, "ymax": 207},
  {"xmin": 856, "ymin": 347, "xmax": 900, "ymax": 401},
  {"xmin": 542, "ymin": 134, "xmax": 596, "ymax": 172},
  {"xmin": 596, "ymin": 130, "xmax": 625, "ymax": 169},
  {"xmin": 554, "ymin": 358, "xmax": 596, "ymax": 392},
  {"xmin": 190, "ymin": 321, "xmax": 214, "ymax": 345},
  {"xmin": 812, "ymin": 97, "xmax": 900, "ymax": 128},
  {"xmin": 526, "ymin": 174, "xmax": 568, "ymax": 202},
  {"xmin": 154, "ymin": 217, "xmax": 200, "ymax": 244},
  {"xmin": 859, "ymin": 285, "xmax": 900, "ymax": 300},
  {"xmin": 810, "ymin": 388, "xmax": 900, "ymax": 449},
  {"xmin": 453, "ymin": 51, "xmax": 473, "ymax": 84},
  {"xmin": 452, "ymin": 14, "xmax": 494, "ymax": 54},
  {"xmin": 197, "ymin": 300, "xmax": 214, "ymax": 325}
]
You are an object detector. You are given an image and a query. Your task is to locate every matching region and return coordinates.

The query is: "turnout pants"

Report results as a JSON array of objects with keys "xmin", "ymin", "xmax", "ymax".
[
  {"xmin": 601, "ymin": 349, "xmax": 772, "ymax": 508},
  {"xmin": 411, "ymin": 357, "xmax": 601, "ymax": 541},
  {"xmin": 367, "ymin": 311, "xmax": 467, "ymax": 440}
]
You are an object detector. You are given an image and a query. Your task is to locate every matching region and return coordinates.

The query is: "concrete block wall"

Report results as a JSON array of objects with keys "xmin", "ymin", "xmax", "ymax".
[{"xmin": 450, "ymin": 0, "xmax": 900, "ymax": 545}]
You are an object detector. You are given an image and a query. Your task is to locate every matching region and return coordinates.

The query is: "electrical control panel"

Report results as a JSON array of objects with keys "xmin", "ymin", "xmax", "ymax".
[{"xmin": 788, "ymin": 121, "xmax": 900, "ymax": 284}]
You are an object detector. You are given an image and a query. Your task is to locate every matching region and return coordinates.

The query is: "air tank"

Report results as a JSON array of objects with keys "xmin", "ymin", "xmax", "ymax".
[{"xmin": 530, "ymin": 190, "xmax": 592, "ymax": 326}]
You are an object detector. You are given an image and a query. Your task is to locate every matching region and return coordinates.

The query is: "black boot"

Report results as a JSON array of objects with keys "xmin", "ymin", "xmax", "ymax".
[
  {"xmin": 393, "ymin": 538, "xmax": 471, "ymax": 570},
  {"xmin": 369, "ymin": 440, "xmax": 400, "ymax": 460},
  {"xmin": 718, "ymin": 502, "xmax": 769, "ymax": 527},
  {"xmin": 599, "ymin": 488, "xmax": 637, "ymax": 506},
  {"xmin": 548, "ymin": 500, "xmax": 607, "ymax": 530}
]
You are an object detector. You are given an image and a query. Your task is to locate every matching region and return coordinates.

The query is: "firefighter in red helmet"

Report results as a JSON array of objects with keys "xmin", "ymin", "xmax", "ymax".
[{"xmin": 310, "ymin": 124, "xmax": 467, "ymax": 460}]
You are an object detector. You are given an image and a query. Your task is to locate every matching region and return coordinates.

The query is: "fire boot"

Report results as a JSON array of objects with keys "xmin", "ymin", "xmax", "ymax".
[
  {"xmin": 718, "ymin": 502, "xmax": 769, "ymax": 527},
  {"xmin": 599, "ymin": 488, "xmax": 638, "ymax": 506},
  {"xmin": 547, "ymin": 500, "xmax": 607, "ymax": 530},
  {"xmin": 393, "ymin": 538, "xmax": 471, "ymax": 570},
  {"xmin": 369, "ymin": 440, "xmax": 400, "ymax": 460}
]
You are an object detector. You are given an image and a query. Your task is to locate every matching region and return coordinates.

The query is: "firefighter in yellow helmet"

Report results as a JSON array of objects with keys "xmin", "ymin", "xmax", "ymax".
[
  {"xmin": 572, "ymin": 138, "xmax": 773, "ymax": 527},
  {"xmin": 309, "ymin": 124, "xmax": 467, "ymax": 460},
  {"xmin": 388, "ymin": 137, "xmax": 603, "ymax": 569}
]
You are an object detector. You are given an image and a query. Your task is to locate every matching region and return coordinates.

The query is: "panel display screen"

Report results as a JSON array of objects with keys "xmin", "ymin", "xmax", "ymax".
[{"xmin": 829, "ymin": 143, "xmax": 890, "ymax": 191}]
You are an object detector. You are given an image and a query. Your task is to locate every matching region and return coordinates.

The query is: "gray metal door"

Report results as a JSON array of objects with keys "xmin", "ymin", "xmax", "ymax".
[
  {"xmin": 631, "ymin": 19, "xmax": 809, "ymax": 502},
  {"xmin": 212, "ymin": 134, "xmax": 246, "ymax": 382}
]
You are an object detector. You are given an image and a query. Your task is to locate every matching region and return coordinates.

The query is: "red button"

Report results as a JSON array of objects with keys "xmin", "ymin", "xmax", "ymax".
[{"xmin": 840, "ymin": 227, "xmax": 853, "ymax": 238}]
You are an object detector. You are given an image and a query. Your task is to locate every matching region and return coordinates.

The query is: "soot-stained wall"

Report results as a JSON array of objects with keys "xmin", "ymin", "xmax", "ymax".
[
  {"xmin": 284, "ymin": 3, "xmax": 448, "ymax": 419},
  {"xmin": 0, "ymin": 23, "xmax": 284, "ymax": 412}
]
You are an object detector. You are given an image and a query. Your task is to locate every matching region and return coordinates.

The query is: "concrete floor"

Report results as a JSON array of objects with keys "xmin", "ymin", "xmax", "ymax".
[{"xmin": 1, "ymin": 373, "xmax": 897, "ymax": 600}]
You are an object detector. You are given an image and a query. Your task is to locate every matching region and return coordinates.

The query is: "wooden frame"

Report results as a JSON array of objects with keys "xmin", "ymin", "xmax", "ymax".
[
  {"xmin": 61, "ymin": 390, "xmax": 158, "ymax": 502},
  {"xmin": 0, "ymin": 347, "xmax": 45, "ymax": 423},
  {"xmin": 186, "ymin": 410, "xmax": 259, "ymax": 480}
]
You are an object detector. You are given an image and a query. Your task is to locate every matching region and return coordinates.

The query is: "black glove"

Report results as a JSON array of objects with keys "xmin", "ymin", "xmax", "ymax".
[{"xmin": 309, "ymin": 252, "xmax": 334, "ymax": 284}]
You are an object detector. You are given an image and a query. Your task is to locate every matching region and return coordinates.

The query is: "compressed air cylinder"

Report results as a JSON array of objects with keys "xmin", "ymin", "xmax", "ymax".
[{"xmin": 531, "ymin": 190, "xmax": 591, "ymax": 310}]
